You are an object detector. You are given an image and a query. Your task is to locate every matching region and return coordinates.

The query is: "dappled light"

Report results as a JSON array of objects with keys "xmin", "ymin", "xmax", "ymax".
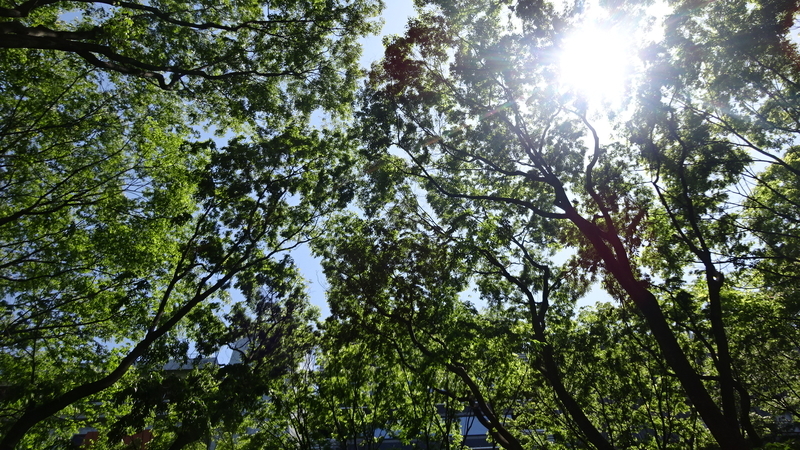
[{"xmin": 4, "ymin": 0, "xmax": 800, "ymax": 449}]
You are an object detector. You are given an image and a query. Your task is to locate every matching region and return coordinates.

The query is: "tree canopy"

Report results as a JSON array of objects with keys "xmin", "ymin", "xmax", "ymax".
[
  {"xmin": 0, "ymin": 0, "xmax": 379, "ymax": 448},
  {"xmin": 327, "ymin": 0, "xmax": 800, "ymax": 448},
  {"xmin": 4, "ymin": 0, "xmax": 800, "ymax": 449}
]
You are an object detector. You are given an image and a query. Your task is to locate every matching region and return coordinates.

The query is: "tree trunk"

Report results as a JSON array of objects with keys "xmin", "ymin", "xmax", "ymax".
[
  {"xmin": 541, "ymin": 344, "xmax": 615, "ymax": 450},
  {"xmin": 567, "ymin": 211, "xmax": 751, "ymax": 450},
  {"xmin": 0, "ymin": 270, "xmax": 235, "ymax": 450}
]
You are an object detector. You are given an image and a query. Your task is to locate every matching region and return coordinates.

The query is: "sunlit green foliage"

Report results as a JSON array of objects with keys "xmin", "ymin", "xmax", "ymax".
[
  {"xmin": 5, "ymin": 0, "xmax": 800, "ymax": 449},
  {"xmin": 0, "ymin": 0, "xmax": 379, "ymax": 448},
  {"xmin": 324, "ymin": 0, "xmax": 800, "ymax": 449}
]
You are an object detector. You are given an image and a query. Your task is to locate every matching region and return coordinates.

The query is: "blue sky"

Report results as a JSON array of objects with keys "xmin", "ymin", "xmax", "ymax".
[{"xmin": 360, "ymin": 1, "xmax": 417, "ymax": 67}]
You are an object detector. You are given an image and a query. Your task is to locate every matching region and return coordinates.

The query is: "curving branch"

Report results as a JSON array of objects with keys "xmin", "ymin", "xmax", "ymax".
[
  {"xmin": 1, "ymin": 0, "xmax": 323, "ymax": 29},
  {"xmin": 0, "ymin": 28, "xmax": 309, "ymax": 89}
]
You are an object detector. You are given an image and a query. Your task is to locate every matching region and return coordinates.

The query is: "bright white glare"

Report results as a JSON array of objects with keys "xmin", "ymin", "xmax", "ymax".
[
  {"xmin": 558, "ymin": 24, "xmax": 631, "ymax": 105},
  {"xmin": 555, "ymin": 0, "xmax": 673, "ymax": 109}
]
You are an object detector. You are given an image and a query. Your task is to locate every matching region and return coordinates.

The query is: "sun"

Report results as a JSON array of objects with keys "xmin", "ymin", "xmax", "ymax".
[{"xmin": 558, "ymin": 23, "xmax": 633, "ymax": 106}]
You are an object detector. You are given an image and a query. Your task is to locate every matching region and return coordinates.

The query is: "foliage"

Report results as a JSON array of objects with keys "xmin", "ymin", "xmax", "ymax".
[
  {"xmin": 320, "ymin": 0, "xmax": 800, "ymax": 448},
  {"xmin": 0, "ymin": 0, "xmax": 381, "ymax": 124},
  {"xmin": 6, "ymin": 0, "xmax": 800, "ymax": 449},
  {"xmin": 0, "ymin": 0, "xmax": 379, "ymax": 448}
]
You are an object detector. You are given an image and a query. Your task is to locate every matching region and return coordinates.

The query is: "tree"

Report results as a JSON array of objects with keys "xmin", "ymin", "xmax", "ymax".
[
  {"xmin": 317, "ymin": 207, "xmax": 497, "ymax": 449},
  {"xmin": 7, "ymin": 0, "xmax": 800, "ymax": 448},
  {"xmin": 0, "ymin": 0, "xmax": 380, "ymax": 447},
  {"xmin": 1, "ymin": 127, "xmax": 359, "ymax": 448},
  {"xmin": 0, "ymin": 0, "xmax": 378, "ymax": 122},
  {"xmin": 340, "ymin": 0, "xmax": 800, "ymax": 448},
  {"xmin": 315, "ymin": 200, "xmax": 604, "ymax": 449},
  {"xmin": 108, "ymin": 267, "xmax": 319, "ymax": 450}
]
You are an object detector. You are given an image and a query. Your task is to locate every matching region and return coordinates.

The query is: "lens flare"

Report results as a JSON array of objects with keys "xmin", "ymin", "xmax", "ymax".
[{"xmin": 558, "ymin": 24, "xmax": 632, "ymax": 105}]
